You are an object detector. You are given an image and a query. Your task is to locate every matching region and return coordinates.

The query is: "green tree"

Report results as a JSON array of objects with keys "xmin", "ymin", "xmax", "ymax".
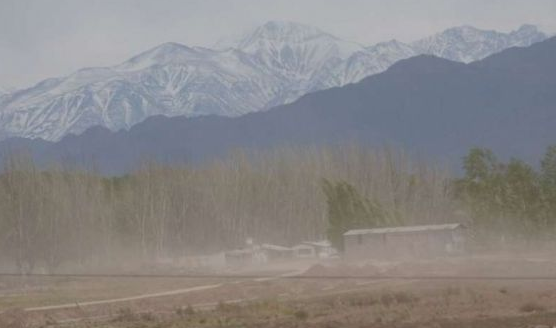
[
  {"xmin": 455, "ymin": 148, "xmax": 505, "ymax": 231},
  {"xmin": 456, "ymin": 147, "xmax": 553, "ymax": 240},
  {"xmin": 541, "ymin": 145, "xmax": 556, "ymax": 225},
  {"xmin": 503, "ymin": 159, "xmax": 542, "ymax": 235},
  {"xmin": 541, "ymin": 145, "xmax": 556, "ymax": 186},
  {"xmin": 322, "ymin": 179, "xmax": 389, "ymax": 251},
  {"xmin": 462, "ymin": 148, "xmax": 499, "ymax": 182}
]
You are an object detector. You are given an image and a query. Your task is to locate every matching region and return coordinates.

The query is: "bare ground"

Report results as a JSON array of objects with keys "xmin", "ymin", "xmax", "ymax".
[{"xmin": 2, "ymin": 254, "xmax": 556, "ymax": 327}]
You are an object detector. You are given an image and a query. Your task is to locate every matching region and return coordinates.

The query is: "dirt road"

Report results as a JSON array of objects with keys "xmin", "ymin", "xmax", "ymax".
[{"xmin": 23, "ymin": 269, "xmax": 305, "ymax": 313}]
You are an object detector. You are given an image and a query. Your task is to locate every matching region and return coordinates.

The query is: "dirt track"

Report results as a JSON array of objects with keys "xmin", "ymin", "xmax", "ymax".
[
  {"xmin": 22, "ymin": 269, "xmax": 305, "ymax": 313},
  {"xmin": 3, "ymin": 255, "xmax": 556, "ymax": 327}
]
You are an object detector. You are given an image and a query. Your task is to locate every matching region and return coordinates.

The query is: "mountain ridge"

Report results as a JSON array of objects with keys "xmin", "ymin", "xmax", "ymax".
[
  {"xmin": 0, "ymin": 22, "xmax": 548, "ymax": 141},
  {"xmin": 2, "ymin": 36, "xmax": 554, "ymax": 174}
]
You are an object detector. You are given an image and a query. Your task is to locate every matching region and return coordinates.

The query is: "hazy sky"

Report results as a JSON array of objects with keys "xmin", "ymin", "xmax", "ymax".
[{"xmin": 1, "ymin": 0, "xmax": 555, "ymax": 88}]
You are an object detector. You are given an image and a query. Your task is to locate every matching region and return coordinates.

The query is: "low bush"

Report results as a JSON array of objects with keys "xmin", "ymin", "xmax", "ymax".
[
  {"xmin": 519, "ymin": 302, "xmax": 546, "ymax": 313},
  {"xmin": 294, "ymin": 309, "xmax": 309, "ymax": 320}
]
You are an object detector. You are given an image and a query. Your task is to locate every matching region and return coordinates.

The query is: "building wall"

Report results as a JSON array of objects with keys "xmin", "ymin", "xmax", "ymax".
[{"xmin": 344, "ymin": 228, "xmax": 465, "ymax": 260}]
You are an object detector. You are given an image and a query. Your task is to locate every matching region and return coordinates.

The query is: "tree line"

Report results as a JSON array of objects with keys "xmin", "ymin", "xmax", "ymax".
[
  {"xmin": 324, "ymin": 146, "xmax": 556, "ymax": 250},
  {"xmin": 0, "ymin": 145, "xmax": 453, "ymax": 273},
  {"xmin": 454, "ymin": 146, "xmax": 556, "ymax": 242},
  {"xmin": 1, "ymin": 144, "xmax": 554, "ymax": 272}
]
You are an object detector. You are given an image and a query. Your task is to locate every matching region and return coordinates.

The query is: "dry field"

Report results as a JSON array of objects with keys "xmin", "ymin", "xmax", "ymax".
[{"xmin": 2, "ymin": 254, "xmax": 556, "ymax": 328}]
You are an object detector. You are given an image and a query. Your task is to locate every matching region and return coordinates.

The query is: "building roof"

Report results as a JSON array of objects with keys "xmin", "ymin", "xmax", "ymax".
[
  {"xmin": 302, "ymin": 240, "xmax": 331, "ymax": 247},
  {"xmin": 261, "ymin": 244, "xmax": 292, "ymax": 251},
  {"xmin": 343, "ymin": 223, "xmax": 464, "ymax": 236},
  {"xmin": 225, "ymin": 248, "xmax": 254, "ymax": 256},
  {"xmin": 292, "ymin": 244, "xmax": 315, "ymax": 250}
]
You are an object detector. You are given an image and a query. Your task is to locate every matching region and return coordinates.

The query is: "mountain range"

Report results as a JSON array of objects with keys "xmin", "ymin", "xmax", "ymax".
[
  {"xmin": 2, "ymin": 36, "xmax": 554, "ymax": 174},
  {"xmin": 0, "ymin": 22, "xmax": 547, "ymax": 141},
  {"xmin": 0, "ymin": 86, "xmax": 14, "ymax": 101}
]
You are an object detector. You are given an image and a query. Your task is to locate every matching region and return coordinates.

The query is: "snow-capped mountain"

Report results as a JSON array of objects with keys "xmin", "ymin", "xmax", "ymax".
[
  {"xmin": 0, "ymin": 87, "xmax": 15, "ymax": 114},
  {"xmin": 234, "ymin": 21, "xmax": 365, "ymax": 105},
  {"xmin": 237, "ymin": 21, "xmax": 361, "ymax": 75},
  {"xmin": 412, "ymin": 24, "xmax": 547, "ymax": 63},
  {"xmin": 0, "ymin": 86, "xmax": 13, "ymax": 95},
  {"xmin": 318, "ymin": 40, "xmax": 417, "ymax": 89},
  {"xmin": 0, "ymin": 86, "xmax": 14, "ymax": 100},
  {"xmin": 0, "ymin": 22, "xmax": 547, "ymax": 141},
  {"xmin": 0, "ymin": 44, "xmax": 285, "ymax": 141}
]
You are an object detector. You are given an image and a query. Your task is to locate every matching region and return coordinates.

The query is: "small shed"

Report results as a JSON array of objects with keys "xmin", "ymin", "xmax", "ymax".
[
  {"xmin": 224, "ymin": 247, "xmax": 266, "ymax": 266},
  {"xmin": 301, "ymin": 241, "xmax": 337, "ymax": 258},
  {"xmin": 343, "ymin": 223, "xmax": 466, "ymax": 260},
  {"xmin": 261, "ymin": 244, "xmax": 294, "ymax": 261},
  {"xmin": 292, "ymin": 244, "xmax": 316, "ymax": 258}
]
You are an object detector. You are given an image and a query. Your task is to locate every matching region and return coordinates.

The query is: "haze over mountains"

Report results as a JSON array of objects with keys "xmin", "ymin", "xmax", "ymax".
[
  {"xmin": 0, "ymin": 22, "xmax": 547, "ymax": 141},
  {"xmin": 2, "ymin": 36, "xmax": 554, "ymax": 175},
  {"xmin": 0, "ymin": 86, "xmax": 14, "ymax": 100}
]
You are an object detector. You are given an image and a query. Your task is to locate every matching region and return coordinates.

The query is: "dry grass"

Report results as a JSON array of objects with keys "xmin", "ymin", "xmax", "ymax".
[
  {"xmin": 0, "ymin": 309, "xmax": 28, "ymax": 328},
  {"xmin": 17, "ymin": 283, "xmax": 556, "ymax": 328},
  {"xmin": 11, "ymin": 256, "xmax": 556, "ymax": 327},
  {"xmin": 0, "ymin": 276, "xmax": 222, "ymax": 311},
  {"xmin": 176, "ymin": 304, "xmax": 195, "ymax": 317},
  {"xmin": 520, "ymin": 302, "xmax": 546, "ymax": 313}
]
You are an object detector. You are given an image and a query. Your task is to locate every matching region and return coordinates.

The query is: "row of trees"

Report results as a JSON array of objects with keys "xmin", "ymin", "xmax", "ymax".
[
  {"xmin": 454, "ymin": 146, "xmax": 556, "ymax": 241},
  {"xmin": 0, "ymin": 145, "xmax": 453, "ymax": 272},
  {"xmin": 4, "ymin": 143, "xmax": 551, "ymax": 272},
  {"xmin": 323, "ymin": 180, "xmax": 400, "ymax": 251},
  {"xmin": 322, "ymin": 145, "xmax": 556, "ymax": 250}
]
